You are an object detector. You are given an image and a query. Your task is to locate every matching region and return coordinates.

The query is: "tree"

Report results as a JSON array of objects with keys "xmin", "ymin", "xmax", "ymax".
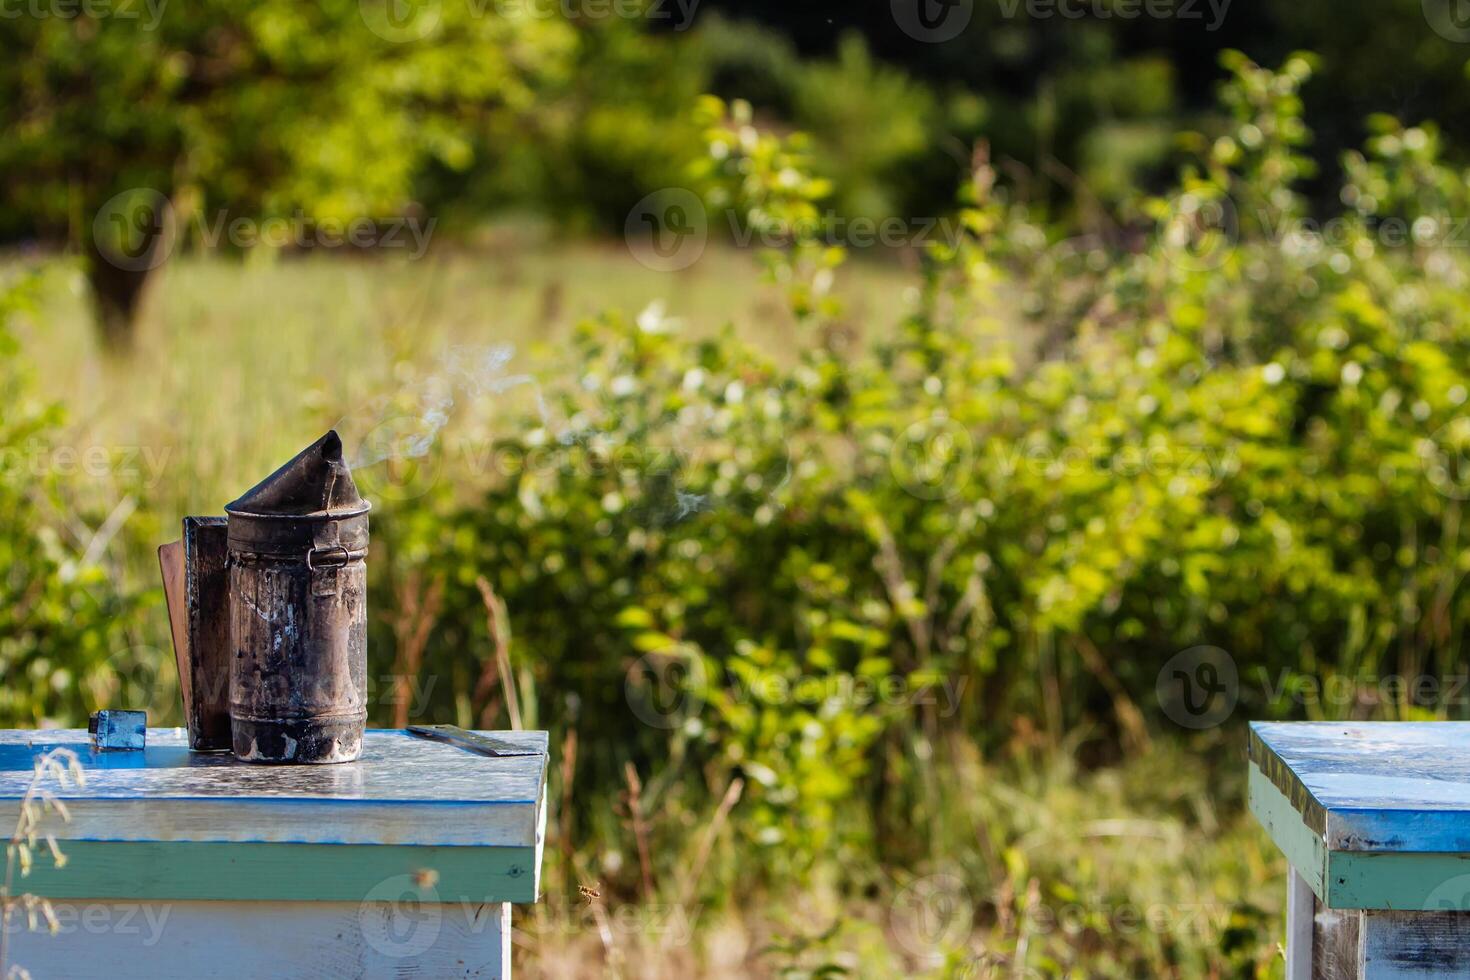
[{"xmin": 0, "ymin": 0, "xmax": 576, "ymax": 349}]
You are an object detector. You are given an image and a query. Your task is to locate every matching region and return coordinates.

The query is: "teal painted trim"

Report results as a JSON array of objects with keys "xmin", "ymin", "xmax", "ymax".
[
  {"xmin": 18, "ymin": 841, "xmax": 538, "ymax": 904},
  {"xmin": 1249, "ymin": 762, "xmax": 1327, "ymax": 900},
  {"xmin": 1328, "ymin": 851, "xmax": 1470, "ymax": 912}
]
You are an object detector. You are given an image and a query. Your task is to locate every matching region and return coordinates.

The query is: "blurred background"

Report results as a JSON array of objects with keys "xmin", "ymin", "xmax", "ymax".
[{"xmin": 5, "ymin": 1, "xmax": 1470, "ymax": 975}]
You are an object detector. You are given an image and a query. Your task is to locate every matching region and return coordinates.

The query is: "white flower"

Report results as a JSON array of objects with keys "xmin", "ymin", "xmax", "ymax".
[{"xmin": 636, "ymin": 300, "xmax": 681, "ymax": 335}]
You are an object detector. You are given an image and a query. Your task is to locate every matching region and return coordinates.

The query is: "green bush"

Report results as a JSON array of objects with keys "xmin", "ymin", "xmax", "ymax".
[
  {"xmin": 698, "ymin": 18, "xmax": 942, "ymax": 224},
  {"xmin": 0, "ymin": 272, "xmax": 144, "ymax": 725},
  {"xmin": 369, "ymin": 54, "xmax": 1470, "ymax": 905}
]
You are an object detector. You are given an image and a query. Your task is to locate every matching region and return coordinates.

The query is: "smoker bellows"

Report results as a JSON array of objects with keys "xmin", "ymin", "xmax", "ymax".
[{"xmin": 159, "ymin": 430, "xmax": 371, "ymax": 764}]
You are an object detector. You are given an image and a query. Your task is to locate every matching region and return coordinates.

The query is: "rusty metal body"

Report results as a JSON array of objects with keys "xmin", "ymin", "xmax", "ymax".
[{"xmin": 224, "ymin": 431, "xmax": 371, "ymax": 764}]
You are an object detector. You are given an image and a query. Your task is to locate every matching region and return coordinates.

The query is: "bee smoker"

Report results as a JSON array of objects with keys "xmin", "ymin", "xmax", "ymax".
[{"xmin": 160, "ymin": 430, "xmax": 371, "ymax": 764}]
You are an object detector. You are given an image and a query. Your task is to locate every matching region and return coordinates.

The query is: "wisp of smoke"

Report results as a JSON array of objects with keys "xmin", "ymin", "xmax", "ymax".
[
  {"xmin": 341, "ymin": 343, "xmax": 548, "ymax": 471},
  {"xmin": 338, "ymin": 338, "xmax": 786, "ymax": 527}
]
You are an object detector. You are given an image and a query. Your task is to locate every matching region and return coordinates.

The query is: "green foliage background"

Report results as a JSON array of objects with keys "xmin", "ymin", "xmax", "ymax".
[{"xmin": 4, "ymin": 2, "xmax": 1470, "ymax": 972}]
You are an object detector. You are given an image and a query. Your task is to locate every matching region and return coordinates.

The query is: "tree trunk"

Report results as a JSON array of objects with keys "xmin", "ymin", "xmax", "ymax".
[{"xmin": 85, "ymin": 247, "xmax": 153, "ymax": 352}]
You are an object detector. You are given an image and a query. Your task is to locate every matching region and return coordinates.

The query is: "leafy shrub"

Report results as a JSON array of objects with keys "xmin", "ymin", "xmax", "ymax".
[
  {"xmin": 369, "ymin": 54, "xmax": 1470, "ymax": 916},
  {"xmin": 698, "ymin": 19, "xmax": 941, "ymax": 224},
  {"xmin": 0, "ymin": 273, "xmax": 143, "ymax": 725}
]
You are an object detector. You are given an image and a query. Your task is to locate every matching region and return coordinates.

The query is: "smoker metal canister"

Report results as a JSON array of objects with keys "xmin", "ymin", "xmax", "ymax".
[{"xmin": 225, "ymin": 430, "xmax": 371, "ymax": 764}]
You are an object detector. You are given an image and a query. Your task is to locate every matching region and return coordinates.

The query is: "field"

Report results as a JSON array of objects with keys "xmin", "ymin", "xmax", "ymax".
[
  {"xmin": 7, "ymin": 242, "xmax": 1288, "ymax": 977},
  {"xmin": 19, "ymin": 240, "xmax": 912, "ymax": 520}
]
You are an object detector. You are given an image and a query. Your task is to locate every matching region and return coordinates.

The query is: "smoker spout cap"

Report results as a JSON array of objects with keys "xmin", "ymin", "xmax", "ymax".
[{"xmin": 225, "ymin": 430, "xmax": 371, "ymax": 518}]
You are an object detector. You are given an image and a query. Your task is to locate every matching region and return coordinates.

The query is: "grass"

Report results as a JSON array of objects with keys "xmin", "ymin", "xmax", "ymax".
[
  {"xmin": 516, "ymin": 732, "xmax": 1285, "ymax": 978},
  {"xmin": 9, "ymin": 244, "xmax": 1288, "ymax": 977},
  {"xmin": 15, "ymin": 239, "xmax": 914, "ymax": 543}
]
